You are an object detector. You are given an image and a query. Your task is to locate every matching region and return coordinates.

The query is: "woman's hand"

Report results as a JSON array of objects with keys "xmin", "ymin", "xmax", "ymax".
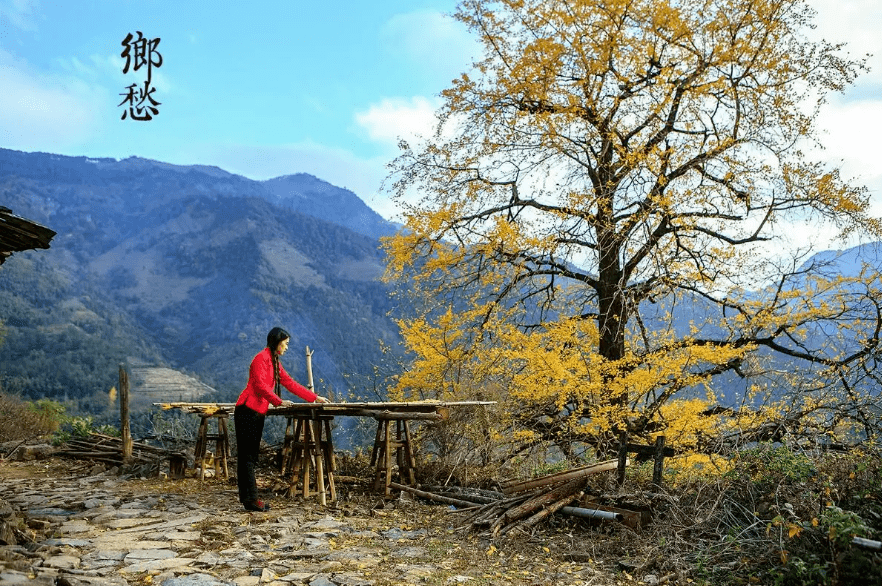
[{"xmin": 314, "ymin": 396, "xmax": 329, "ymax": 404}]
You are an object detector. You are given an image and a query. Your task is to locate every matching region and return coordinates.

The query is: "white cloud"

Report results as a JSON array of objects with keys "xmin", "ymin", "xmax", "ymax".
[
  {"xmin": 808, "ymin": 0, "xmax": 882, "ymax": 217},
  {"xmin": 380, "ymin": 9, "xmax": 477, "ymax": 81},
  {"xmin": 811, "ymin": 0, "xmax": 882, "ymax": 75},
  {"xmin": 0, "ymin": 49, "xmax": 107, "ymax": 151},
  {"xmin": 817, "ymin": 97, "xmax": 882, "ymax": 185},
  {"xmin": 354, "ymin": 96, "xmax": 442, "ymax": 148}
]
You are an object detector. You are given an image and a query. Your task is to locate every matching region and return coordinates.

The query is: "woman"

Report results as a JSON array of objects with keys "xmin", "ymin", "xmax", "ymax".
[{"xmin": 234, "ymin": 327, "xmax": 328, "ymax": 512}]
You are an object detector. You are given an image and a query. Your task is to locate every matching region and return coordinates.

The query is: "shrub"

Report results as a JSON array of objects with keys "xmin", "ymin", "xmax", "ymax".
[
  {"xmin": 623, "ymin": 443, "xmax": 882, "ymax": 586},
  {"xmin": 51, "ymin": 415, "xmax": 120, "ymax": 446},
  {"xmin": 0, "ymin": 393, "xmax": 66, "ymax": 443}
]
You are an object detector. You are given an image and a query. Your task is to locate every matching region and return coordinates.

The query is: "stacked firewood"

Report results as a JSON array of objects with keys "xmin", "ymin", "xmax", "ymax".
[
  {"xmin": 55, "ymin": 432, "xmax": 171, "ymax": 472},
  {"xmin": 393, "ymin": 459, "xmax": 625, "ymax": 536}
]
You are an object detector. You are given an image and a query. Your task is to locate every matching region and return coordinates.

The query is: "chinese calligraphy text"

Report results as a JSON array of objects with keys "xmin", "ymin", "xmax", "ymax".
[{"xmin": 119, "ymin": 32, "xmax": 163, "ymax": 121}]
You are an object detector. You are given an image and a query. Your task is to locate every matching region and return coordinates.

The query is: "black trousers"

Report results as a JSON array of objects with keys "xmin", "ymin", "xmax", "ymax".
[{"xmin": 234, "ymin": 404, "xmax": 265, "ymax": 504}]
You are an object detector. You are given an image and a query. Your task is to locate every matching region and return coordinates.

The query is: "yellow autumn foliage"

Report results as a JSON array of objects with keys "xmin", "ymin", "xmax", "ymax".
[{"xmin": 381, "ymin": 0, "xmax": 882, "ymax": 469}]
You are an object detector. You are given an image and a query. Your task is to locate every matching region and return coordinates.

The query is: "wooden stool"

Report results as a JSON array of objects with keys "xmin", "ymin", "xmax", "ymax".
[
  {"xmin": 193, "ymin": 414, "xmax": 230, "ymax": 480},
  {"xmin": 370, "ymin": 416, "xmax": 417, "ymax": 496},
  {"xmin": 282, "ymin": 414, "xmax": 336, "ymax": 504}
]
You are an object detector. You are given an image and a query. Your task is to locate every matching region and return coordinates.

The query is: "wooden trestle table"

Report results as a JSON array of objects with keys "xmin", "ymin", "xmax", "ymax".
[{"xmin": 155, "ymin": 401, "xmax": 494, "ymax": 505}]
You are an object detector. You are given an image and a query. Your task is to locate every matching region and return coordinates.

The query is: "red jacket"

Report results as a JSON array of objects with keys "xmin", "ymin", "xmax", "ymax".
[{"xmin": 235, "ymin": 347, "xmax": 318, "ymax": 414}]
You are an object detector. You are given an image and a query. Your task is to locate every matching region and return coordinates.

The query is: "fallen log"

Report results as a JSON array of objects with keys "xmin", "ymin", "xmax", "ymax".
[
  {"xmin": 386, "ymin": 463, "xmax": 630, "ymax": 535},
  {"xmin": 501, "ymin": 490, "xmax": 584, "ymax": 536},
  {"xmin": 492, "ymin": 478, "xmax": 587, "ymax": 536},
  {"xmin": 468, "ymin": 493, "xmax": 536, "ymax": 528},
  {"xmin": 54, "ymin": 432, "xmax": 171, "ymax": 471},
  {"xmin": 500, "ymin": 458, "xmax": 623, "ymax": 495}
]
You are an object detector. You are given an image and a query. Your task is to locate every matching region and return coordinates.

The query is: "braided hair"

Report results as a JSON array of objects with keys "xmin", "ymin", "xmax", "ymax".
[{"xmin": 266, "ymin": 327, "xmax": 291, "ymax": 395}]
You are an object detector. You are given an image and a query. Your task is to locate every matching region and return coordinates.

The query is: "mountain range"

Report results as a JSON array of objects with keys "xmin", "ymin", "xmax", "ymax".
[
  {"xmin": 0, "ymin": 147, "xmax": 403, "ymax": 418},
  {"xmin": 2, "ymin": 146, "xmax": 880, "ymax": 435}
]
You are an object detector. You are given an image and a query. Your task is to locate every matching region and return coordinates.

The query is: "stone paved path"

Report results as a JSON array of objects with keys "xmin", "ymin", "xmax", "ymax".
[
  {"xmin": 0, "ymin": 462, "xmax": 610, "ymax": 586},
  {"xmin": 0, "ymin": 465, "xmax": 451, "ymax": 586}
]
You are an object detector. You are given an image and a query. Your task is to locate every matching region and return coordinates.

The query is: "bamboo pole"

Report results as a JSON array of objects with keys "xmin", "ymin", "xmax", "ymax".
[
  {"xmin": 351, "ymin": 409, "xmax": 444, "ymax": 421},
  {"xmin": 559, "ymin": 505, "xmax": 622, "ymax": 522}
]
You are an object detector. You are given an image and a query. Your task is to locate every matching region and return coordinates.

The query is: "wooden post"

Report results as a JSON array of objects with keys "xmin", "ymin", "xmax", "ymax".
[
  {"xmin": 195, "ymin": 416, "xmax": 209, "ymax": 480},
  {"xmin": 119, "ymin": 364, "xmax": 132, "ymax": 464},
  {"xmin": 321, "ymin": 417, "xmax": 337, "ymax": 501},
  {"xmin": 311, "ymin": 416, "xmax": 326, "ymax": 506},
  {"xmin": 616, "ymin": 431, "xmax": 628, "ymax": 486},
  {"xmin": 217, "ymin": 416, "xmax": 230, "ymax": 478},
  {"xmin": 383, "ymin": 418, "xmax": 393, "ymax": 495},
  {"xmin": 652, "ymin": 435, "xmax": 666, "ymax": 487}
]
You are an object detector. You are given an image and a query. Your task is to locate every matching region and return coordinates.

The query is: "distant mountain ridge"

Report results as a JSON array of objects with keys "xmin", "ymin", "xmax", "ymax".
[
  {"xmin": 263, "ymin": 174, "xmax": 397, "ymax": 241},
  {"xmin": 0, "ymin": 147, "xmax": 402, "ymax": 418},
  {"xmin": 0, "ymin": 149, "xmax": 396, "ymax": 240}
]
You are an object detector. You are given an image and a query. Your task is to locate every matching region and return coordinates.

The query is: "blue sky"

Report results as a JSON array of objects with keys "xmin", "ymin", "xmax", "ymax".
[{"xmin": 1, "ymin": 0, "xmax": 880, "ymax": 226}]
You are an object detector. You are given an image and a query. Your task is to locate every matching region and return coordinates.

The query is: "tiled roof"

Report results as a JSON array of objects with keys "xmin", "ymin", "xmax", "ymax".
[{"xmin": 0, "ymin": 206, "xmax": 56, "ymax": 265}]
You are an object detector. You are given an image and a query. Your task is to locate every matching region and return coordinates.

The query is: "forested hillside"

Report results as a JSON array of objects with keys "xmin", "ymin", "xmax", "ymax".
[{"xmin": 0, "ymin": 148, "xmax": 402, "ymax": 414}]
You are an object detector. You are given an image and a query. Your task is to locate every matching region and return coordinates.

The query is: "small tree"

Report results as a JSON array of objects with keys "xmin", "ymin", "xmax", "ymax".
[{"xmin": 383, "ymin": 0, "xmax": 881, "ymax": 459}]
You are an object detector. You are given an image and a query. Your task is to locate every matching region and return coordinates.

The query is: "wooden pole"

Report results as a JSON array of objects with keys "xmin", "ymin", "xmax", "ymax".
[
  {"xmin": 119, "ymin": 364, "xmax": 132, "ymax": 464},
  {"xmin": 652, "ymin": 435, "xmax": 666, "ymax": 487},
  {"xmin": 617, "ymin": 431, "xmax": 628, "ymax": 486},
  {"xmin": 388, "ymin": 482, "xmax": 482, "ymax": 509},
  {"xmin": 501, "ymin": 459, "xmax": 623, "ymax": 495},
  {"xmin": 492, "ymin": 477, "xmax": 586, "ymax": 535},
  {"xmin": 305, "ymin": 346, "xmax": 315, "ymax": 392},
  {"xmin": 507, "ymin": 490, "xmax": 584, "ymax": 534}
]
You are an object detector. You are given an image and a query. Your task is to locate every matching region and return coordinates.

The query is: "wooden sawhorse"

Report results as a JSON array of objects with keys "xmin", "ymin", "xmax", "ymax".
[
  {"xmin": 370, "ymin": 414, "xmax": 417, "ymax": 496},
  {"xmin": 193, "ymin": 414, "xmax": 230, "ymax": 480},
  {"xmin": 280, "ymin": 414, "xmax": 336, "ymax": 504}
]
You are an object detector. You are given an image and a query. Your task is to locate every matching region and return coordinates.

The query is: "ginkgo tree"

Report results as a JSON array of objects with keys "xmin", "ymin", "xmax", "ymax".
[{"xmin": 382, "ymin": 0, "xmax": 882, "ymax": 460}]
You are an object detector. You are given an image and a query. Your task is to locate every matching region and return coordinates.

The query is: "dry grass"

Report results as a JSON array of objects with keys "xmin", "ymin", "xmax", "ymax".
[
  {"xmin": 395, "ymin": 439, "xmax": 882, "ymax": 586},
  {"xmin": 602, "ymin": 446, "xmax": 882, "ymax": 585},
  {"xmin": 0, "ymin": 393, "xmax": 63, "ymax": 444}
]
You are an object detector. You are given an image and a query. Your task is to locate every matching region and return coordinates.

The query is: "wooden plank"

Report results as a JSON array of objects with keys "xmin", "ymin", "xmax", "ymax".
[
  {"xmin": 0, "ymin": 207, "xmax": 56, "ymax": 258},
  {"xmin": 154, "ymin": 400, "xmax": 496, "ymax": 417}
]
